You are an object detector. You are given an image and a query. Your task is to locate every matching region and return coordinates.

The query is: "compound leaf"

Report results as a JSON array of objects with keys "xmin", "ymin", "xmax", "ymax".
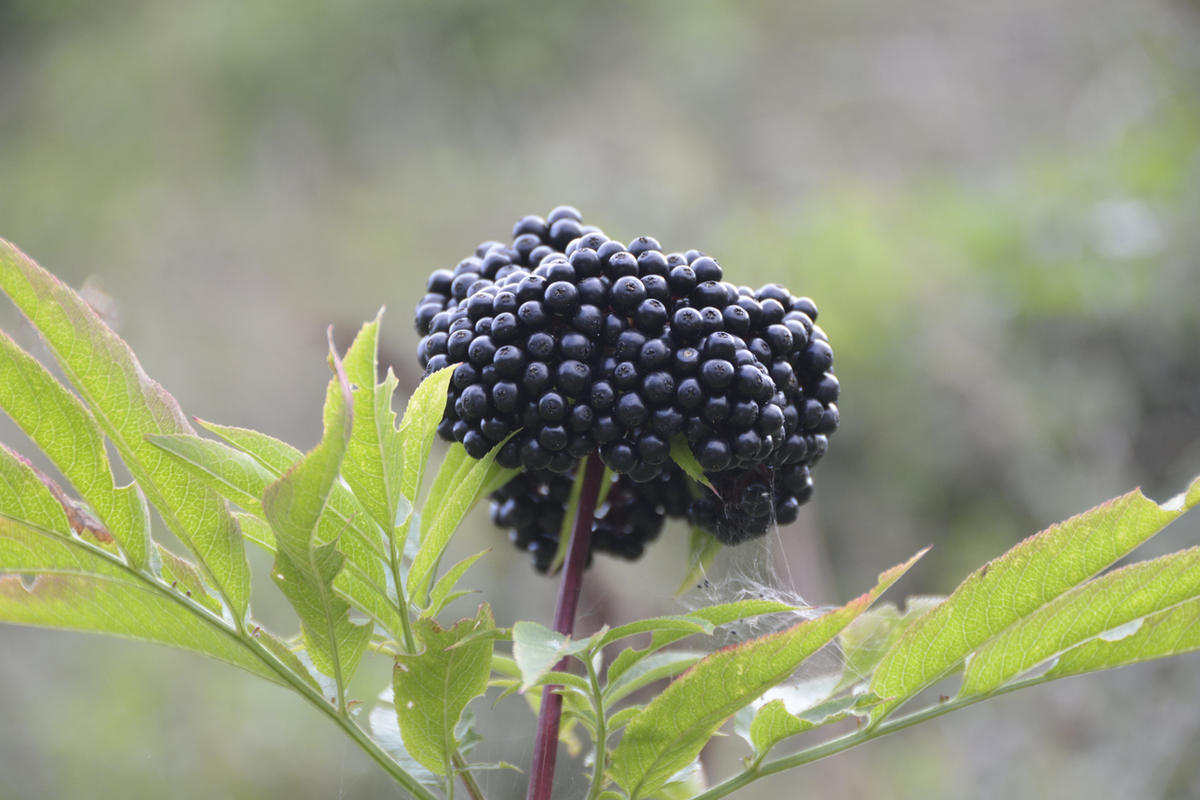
[
  {"xmin": 609, "ymin": 551, "xmax": 923, "ymax": 799},
  {"xmin": 870, "ymin": 477, "xmax": 1200, "ymax": 718},
  {"xmin": 263, "ymin": 344, "xmax": 371, "ymax": 688},
  {"xmin": 394, "ymin": 603, "xmax": 495, "ymax": 776},
  {"xmin": 0, "ymin": 240, "xmax": 248, "ymax": 616}
]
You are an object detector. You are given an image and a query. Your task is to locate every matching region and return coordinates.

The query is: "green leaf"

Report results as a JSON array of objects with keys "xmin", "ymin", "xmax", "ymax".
[
  {"xmin": 0, "ymin": 328, "xmax": 149, "ymax": 566},
  {"xmin": 341, "ymin": 313, "xmax": 410, "ymax": 533},
  {"xmin": 155, "ymin": 543, "xmax": 222, "ymax": 615},
  {"xmin": 668, "ymin": 435, "xmax": 715, "ymax": 493},
  {"xmin": 197, "ymin": 421, "xmax": 388, "ymax": 562},
  {"xmin": 835, "ymin": 596, "xmax": 944, "ymax": 692},
  {"xmin": 410, "ymin": 445, "xmax": 515, "ymax": 607},
  {"xmin": 263, "ymin": 345, "xmax": 371, "ymax": 688},
  {"xmin": 394, "ymin": 604, "xmax": 495, "ymax": 776},
  {"xmin": 234, "ymin": 512, "xmax": 276, "ymax": 552},
  {"xmin": 604, "ymin": 650, "xmax": 705, "ymax": 705},
  {"xmin": 397, "ymin": 364, "xmax": 457, "ymax": 509},
  {"xmin": 147, "ymin": 433, "xmax": 274, "ymax": 514},
  {"xmin": 511, "ymin": 620, "xmax": 595, "ymax": 691},
  {"xmin": 597, "ymin": 616, "xmax": 714, "ymax": 649},
  {"xmin": 747, "ymin": 693, "xmax": 880, "ymax": 758},
  {"xmin": 0, "ymin": 515, "xmax": 281, "ymax": 684},
  {"xmin": 605, "ymin": 598, "xmax": 799, "ymax": 689},
  {"xmin": 0, "ymin": 240, "xmax": 249, "ymax": 616},
  {"xmin": 188, "ymin": 424, "xmax": 396, "ymax": 634},
  {"xmin": 609, "ymin": 551, "xmax": 923, "ymax": 800},
  {"xmin": 0, "ymin": 444, "xmax": 72, "ymax": 535},
  {"xmin": 425, "ymin": 549, "xmax": 488, "ymax": 618},
  {"xmin": 960, "ymin": 546, "xmax": 1200, "ymax": 696},
  {"xmin": 1045, "ymin": 595, "xmax": 1200, "ymax": 679},
  {"xmin": 870, "ymin": 479, "xmax": 1200, "ymax": 718},
  {"xmin": 675, "ymin": 527, "xmax": 722, "ymax": 597}
]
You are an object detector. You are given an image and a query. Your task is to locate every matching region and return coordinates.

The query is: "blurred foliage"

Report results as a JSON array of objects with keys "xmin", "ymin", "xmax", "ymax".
[{"xmin": 1, "ymin": 0, "xmax": 1198, "ymax": 798}]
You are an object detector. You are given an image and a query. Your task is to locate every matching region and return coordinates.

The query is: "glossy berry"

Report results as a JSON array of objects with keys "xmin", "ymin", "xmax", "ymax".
[{"xmin": 415, "ymin": 206, "xmax": 841, "ymax": 565}]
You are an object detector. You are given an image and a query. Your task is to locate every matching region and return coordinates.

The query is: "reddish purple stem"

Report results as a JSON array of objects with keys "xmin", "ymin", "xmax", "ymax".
[{"xmin": 526, "ymin": 453, "xmax": 606, "ymax": 800}]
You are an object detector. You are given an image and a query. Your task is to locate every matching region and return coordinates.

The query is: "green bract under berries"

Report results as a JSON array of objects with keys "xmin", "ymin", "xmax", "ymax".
[{"xmin": 415, "ymin": 206, "xmax": 839, "ymax": 571}]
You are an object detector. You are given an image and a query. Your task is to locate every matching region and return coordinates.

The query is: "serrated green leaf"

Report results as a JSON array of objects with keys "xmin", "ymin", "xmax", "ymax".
[
  {"xmin": 747, "ymin": 694, "xmax": 875, "ymax": 757},
  {"xmin": 609, "ymin": 551, "xmax": 922, "ymax": 800},
  {"xmin": 147, "ymin": 433, "xmax": 274, "ymax": 514},
  {"xmin": 0, "ymin": 241, "xmax": 249, "ymax": 615},
  {"xmin": 155, "ymin": 543, "xmax": 222, "ymax": 615},
  {"xmin": 605, "ymin": 599, "xmax": 800, "ymax": 689},
  {"xmin": 870, "ymin": 479, "xmax": 1200, "ymax": 718},
  {"xmin": 263, "ymin": 347, "xmax": 371, "ymax": 688},
  {"xmin": 341, "ymin": 313, "xmax": 409, "ymax": 533},
  {"xmin": 0, "ymin": 328, "xmax": 149, "ymax": 567},
  {"xmin": 394, "ymin": 604, "xmax": 495, "ymax": 776},
  {"xmin": 960, "ymin": 546, "xmax": 1200, "ymax": 696},
  {"xmin": 410, "ymin": 446, "xmax": 515, "ymax": 607},
  {"xmin": 511, "ymin": 620, "xmax": 596, "ymax": 691},
  {"xmin": 606, "ymin": 705, "xmax": 644, "ymax": 733},
  {"xmin": 190, "ymin": 425, "xmax": 396, "ymax": 635},
  {"xmin": 0, "ymin": 444, "xmax": 72, "ymax": 535},
  {"xmin": 421, "ymin": 443, "xmax": 470, "ymax": 522},
  {"xmin": 1046, "ymin": 595, "xmax": 1200, "ymax": 678},
  {"xmin": 0, "ymin": 515, "xmax": 281, "ymax": 684},
  {"xmin": 425, "ymin": 549, "xmax": 488, "ymax": 618},
  {"xmin": 597, "ymin": 616, "xmax": 714, "ymax": 649},
  {"xmin": 253, "ymin": 627, "xmax": 322, "ymax": 692},
  {"xmin": 676, "ymin": 527, "xmax": 722, "ymax": 597},
  {"xmin": 198, "ymin": 421, "xmax": 388, "ymax": 561},
  {"xmin": 397, "ymin": 365, "xmax": 457, "ymax": 509},
  {"xmin": 234, "ymin": 512, "xmax": 276, "ymax": 552},
  {"xmin": 604, "ymin": 650, "xmax": 705, "ymax": 705},
  {"xmin": 668, "ymin": 435, "xmax": 715, "ymax": 493}
]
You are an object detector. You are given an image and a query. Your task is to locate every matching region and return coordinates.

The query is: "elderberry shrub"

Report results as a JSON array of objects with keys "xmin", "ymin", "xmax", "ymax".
[{"xmin": 415, "ymin": 206, "xmax": 839, "ymax": 566}]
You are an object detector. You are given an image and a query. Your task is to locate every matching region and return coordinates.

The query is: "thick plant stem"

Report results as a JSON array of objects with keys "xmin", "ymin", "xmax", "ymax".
[{"xmin": 526, "ymin": 453, "xmax": 606, "ymax": 800}]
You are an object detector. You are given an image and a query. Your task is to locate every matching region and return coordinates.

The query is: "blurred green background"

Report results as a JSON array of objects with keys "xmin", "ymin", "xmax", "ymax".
[{"xmin": 2, "ymin": 1, "xmax": 1199, "ymax": 798}]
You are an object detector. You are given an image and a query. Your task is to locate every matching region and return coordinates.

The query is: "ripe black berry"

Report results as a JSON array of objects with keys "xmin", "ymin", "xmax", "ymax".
[{"xmin": 416, "ymin": 206, "xmax": 841, "ymax": 566}]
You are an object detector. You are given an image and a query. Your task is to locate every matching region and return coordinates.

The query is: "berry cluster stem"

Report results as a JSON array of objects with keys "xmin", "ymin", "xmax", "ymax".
[{"xmin": 526, "ymin": 452, "xmax": 605, "ymax": 800}]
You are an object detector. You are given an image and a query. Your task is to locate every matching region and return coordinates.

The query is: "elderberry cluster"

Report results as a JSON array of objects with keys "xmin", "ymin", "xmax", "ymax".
[{"xmin": 414, "ymin": 206, "xmax": 839, "ymax": 567}]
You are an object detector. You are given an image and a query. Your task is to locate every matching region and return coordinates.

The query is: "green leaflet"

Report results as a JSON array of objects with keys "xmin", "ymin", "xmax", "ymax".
[
  {"xmin": 263, "ymin": 348, "xmax": 371, "ymax": 688},
  {"xmin": 0, "ymin": 444, "xmax": 72, "ymax": 536},
  {"xmin": 394, "ymin": 604, "xmax": 495, "ymax": 776},
  {"xmin": 0, "ymin": 327, "xmax": 149, "ymax": 567},
  {"xmin": 156, "ymin": 543, "xmax": 223, "ymax": 615},
  {"xmin": 605, "ymin": 599, "xmax": 799, "ymax": 689},
  {"xmin": 397, "ymin": 364, "xmax": 457, "ymax": 510},
  {"xmin": 511, "ymin": 620, "xmax": 597, "ymax": 692},
  {"xmin": 609, "ymin": 552, "xmax": 923, "ymax": 800},
  {"xmin": 603, "ymin": 650, "xmax": 704, "ymax": 706},
  {"xmin": 425, "ymin": 549, "xmax": 488, "ymax": 618},
  {"xmin": 0, "ymin": 240, "xmax": 249, "ymax": 617},
  {"xmin": 1045, "ymin": 596, "xmax": 1200, "ymax": 678},
  {"xmin": 148, "ymin": 433, "xmax": 274, "ymax": 515},
  {"xmin": 410, "ymin": 446, "xmax": 515, "ymax": 608},
  {"xmin": 341, "ymin": 313, "xmax": 409, "ymax": 533},
  {"xmin": 0, "ymin": 515, "xmax": 281, "ymax": 685},
  {"xmin": 959, "ymin": 546, "xmax": 1200, "ymax": 696},
  {"xmin": 747, "ymin": 693, "xmax": 880, "ymax": 758},
  {"xmin": 152, "ymin": 430, "xmax": 400, "ymax": 639},
  {"xmin": 668, "ymin": 435, "xmax": 715, "ymax": 493},
  {"xmin": 869, "ymin": 477, "xmax": 1200, "ymax": 718},
  {"xmin": 596, "ymin": 616, "xmax": 714, "ymax": 649}
]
